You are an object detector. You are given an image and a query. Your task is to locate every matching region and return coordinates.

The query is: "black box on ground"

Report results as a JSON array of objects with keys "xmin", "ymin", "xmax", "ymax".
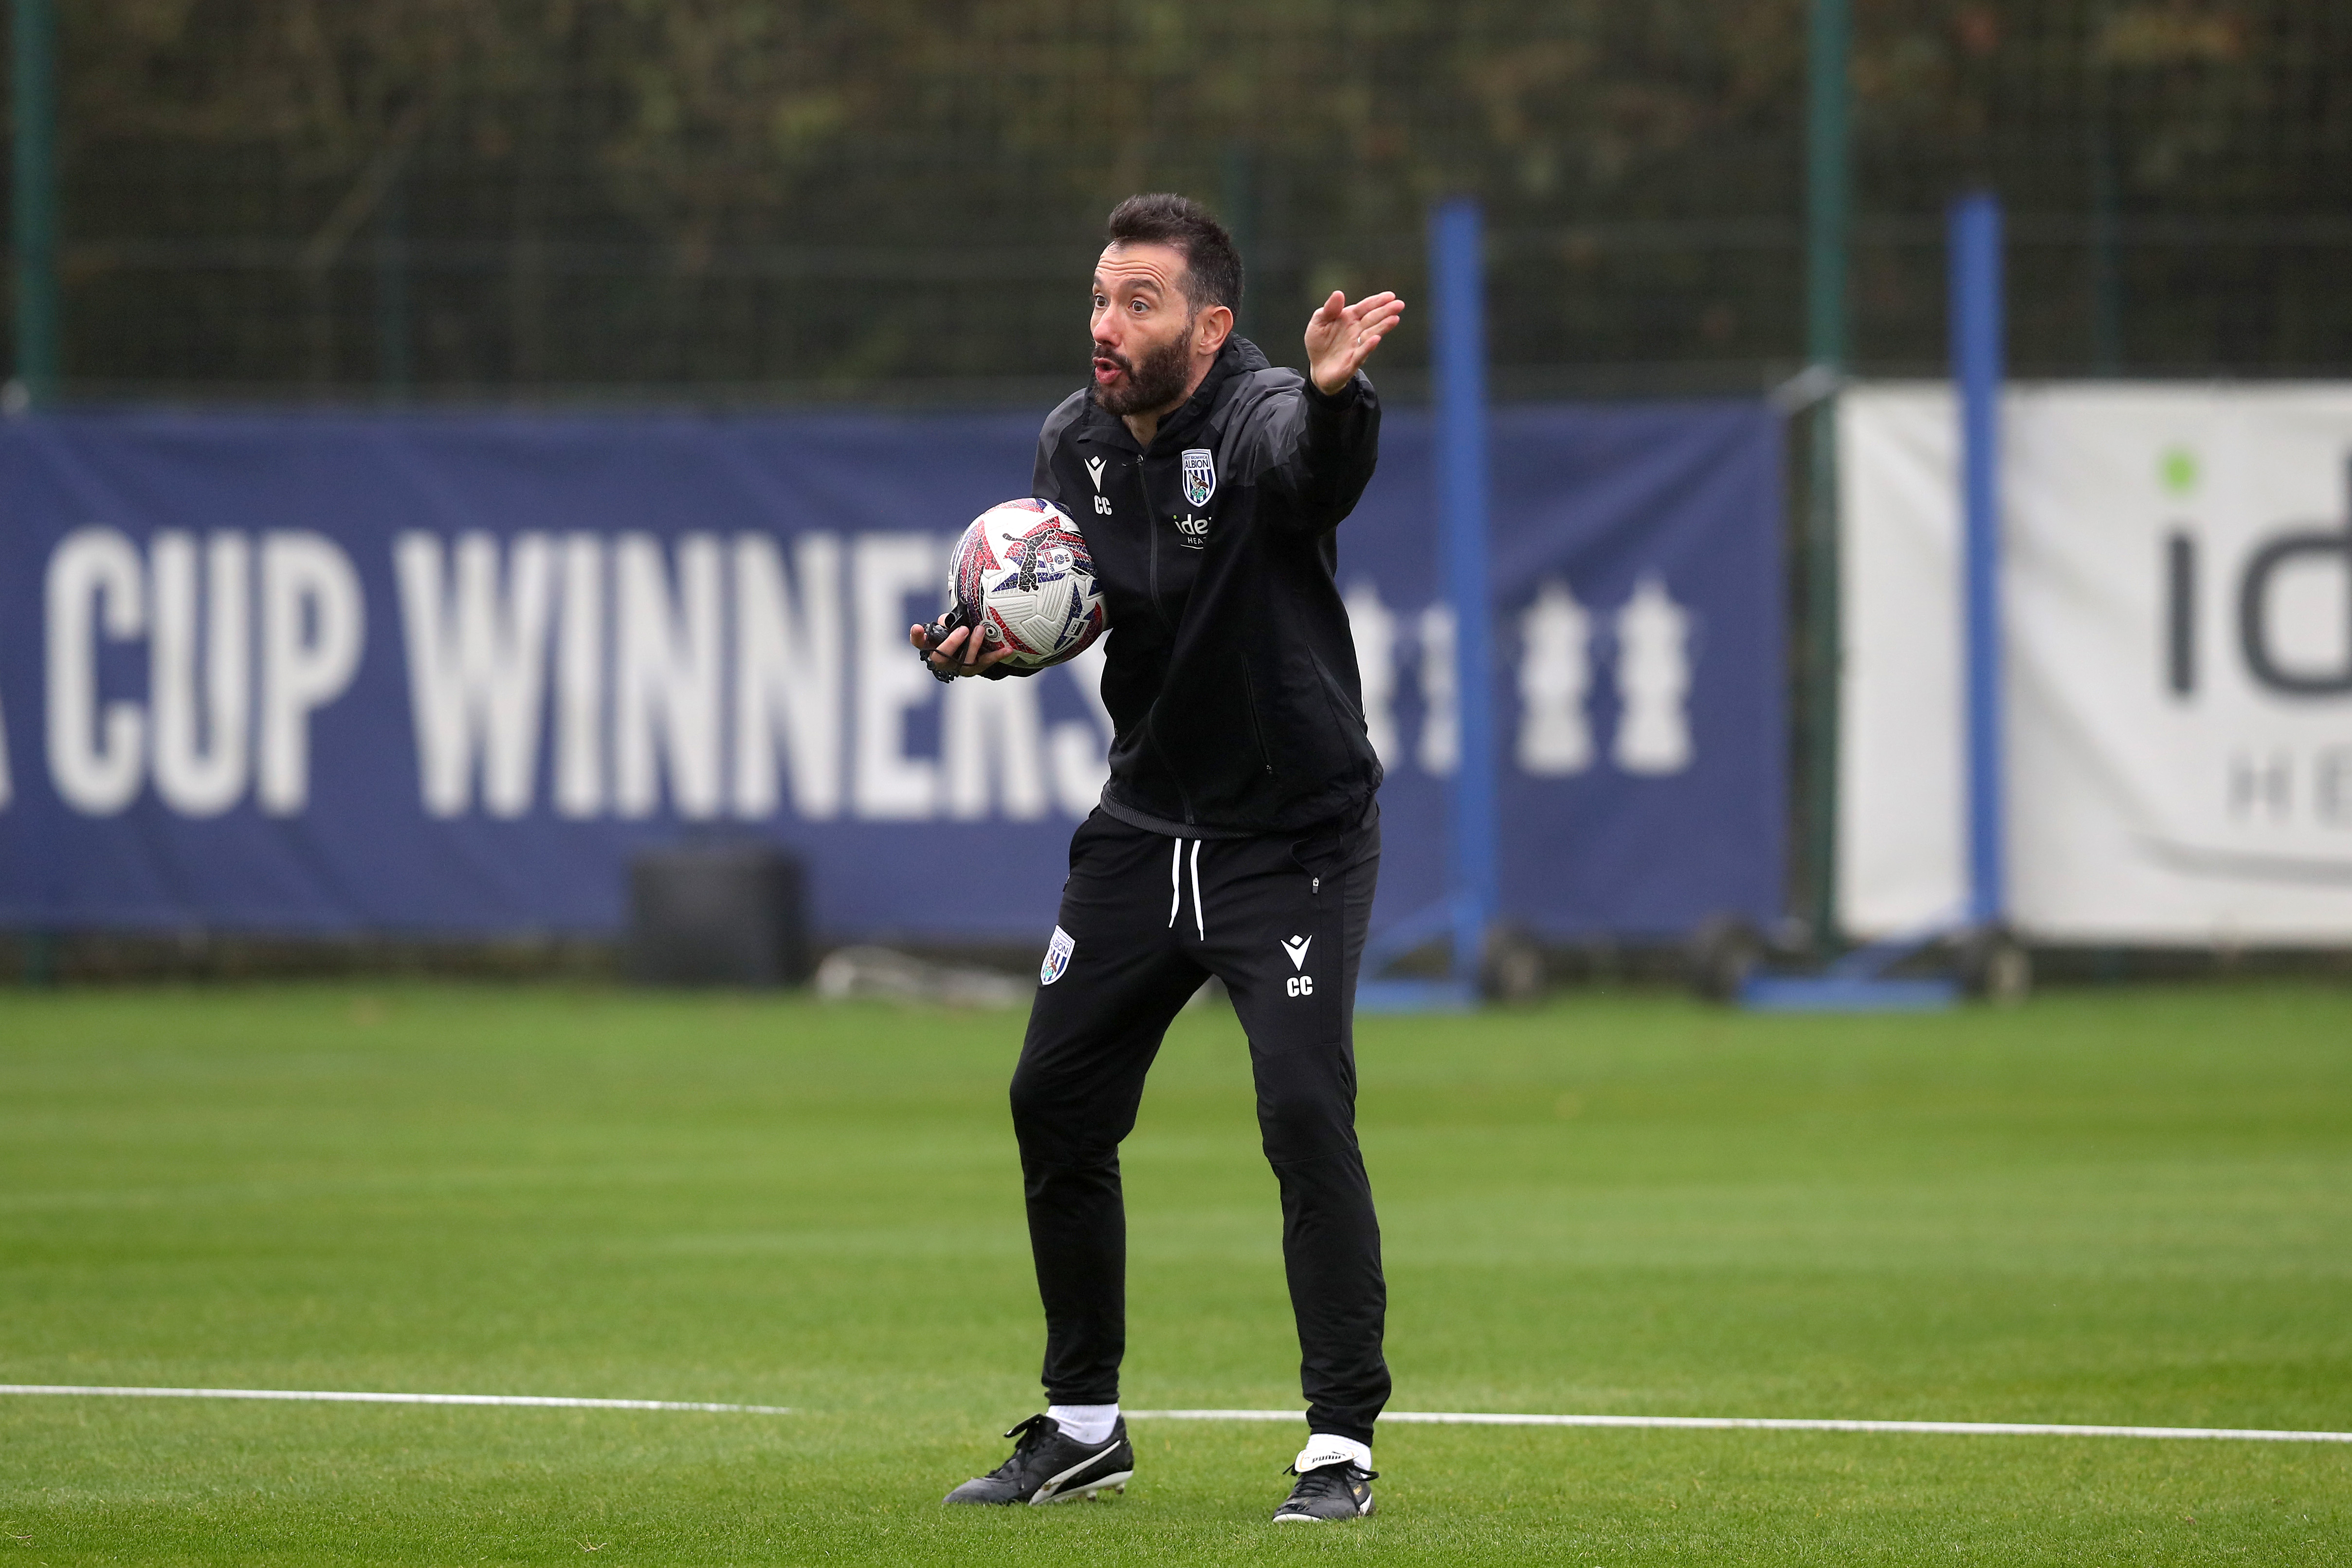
[{"xmin": 626, "ymin": 844, "xmax": 811, "ymax": 986}]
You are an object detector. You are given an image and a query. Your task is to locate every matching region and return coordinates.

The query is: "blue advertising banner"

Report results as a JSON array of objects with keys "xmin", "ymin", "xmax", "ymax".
[{"xmin": 0, "ymin": 402, "xmax": 1781, "ymax": 944}]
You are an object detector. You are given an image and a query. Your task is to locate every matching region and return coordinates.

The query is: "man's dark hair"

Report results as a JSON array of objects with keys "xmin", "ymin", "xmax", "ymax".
[{"xmin": 1106, "ymin": 193, "xmax": 1243, "ymax": 319}]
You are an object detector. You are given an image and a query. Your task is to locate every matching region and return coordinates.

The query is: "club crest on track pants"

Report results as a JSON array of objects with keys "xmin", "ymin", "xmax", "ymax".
[{"xmin": 1010, "ymin": 802, "xmax": 1389, "ymax": 1446}]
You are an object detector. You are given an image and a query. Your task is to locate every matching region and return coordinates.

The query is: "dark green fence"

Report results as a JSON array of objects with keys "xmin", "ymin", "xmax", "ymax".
[{"xmin": 6, "ymin": 0, "xmax": 2348, "ymax": 402}]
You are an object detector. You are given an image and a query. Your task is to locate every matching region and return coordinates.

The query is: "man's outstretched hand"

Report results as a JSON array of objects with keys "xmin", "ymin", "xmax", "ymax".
[{"xmin": 1304, "ymin": 291, "xmax": 1405, "ymax": 396}]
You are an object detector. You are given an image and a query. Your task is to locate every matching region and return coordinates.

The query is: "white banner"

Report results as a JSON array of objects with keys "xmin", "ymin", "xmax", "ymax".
[{"xmin": 1841, "ymin": 383, "xmax": 2352, "ymax": 944}]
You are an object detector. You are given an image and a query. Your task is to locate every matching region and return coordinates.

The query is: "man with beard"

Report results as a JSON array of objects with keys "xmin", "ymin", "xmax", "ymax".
[{"xmin": 915, "ymin": 192, "xmax": 1404, "ymax": 1524}]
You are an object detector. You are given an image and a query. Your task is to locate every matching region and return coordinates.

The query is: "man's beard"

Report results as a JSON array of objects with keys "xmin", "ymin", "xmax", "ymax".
[{"xmin": 1090, "ymin": 325, "xmax": 1194, "ymax": 416}]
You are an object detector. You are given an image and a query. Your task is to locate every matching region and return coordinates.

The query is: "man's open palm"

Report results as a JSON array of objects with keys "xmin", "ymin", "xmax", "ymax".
[{"xmin": 1305, "ymin": 291, "xmax": 1406, "ymax": 395}]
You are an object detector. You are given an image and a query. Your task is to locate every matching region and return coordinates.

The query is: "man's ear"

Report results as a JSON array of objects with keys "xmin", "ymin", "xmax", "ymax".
[{"xmin": 1194, "ymin": 304, "xmax": 1234, "ymax": 356}]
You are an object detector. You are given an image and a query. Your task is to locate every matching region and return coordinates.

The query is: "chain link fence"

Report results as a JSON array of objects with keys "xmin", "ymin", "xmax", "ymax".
[{"xmin": 15, "ymin": 0, "xmax": 2352, "ymax": 402}]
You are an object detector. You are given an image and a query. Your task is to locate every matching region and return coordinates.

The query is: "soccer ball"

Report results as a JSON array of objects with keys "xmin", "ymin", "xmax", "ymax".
[{"xmin": 943, "ymin": 498, "xmax": 1107, "ymax": 670}]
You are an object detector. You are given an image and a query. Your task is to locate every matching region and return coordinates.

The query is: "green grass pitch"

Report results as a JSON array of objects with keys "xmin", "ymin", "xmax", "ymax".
[{"xmin": 2, "ymin": 980, "xmax": 2348, "ymax": 1564}]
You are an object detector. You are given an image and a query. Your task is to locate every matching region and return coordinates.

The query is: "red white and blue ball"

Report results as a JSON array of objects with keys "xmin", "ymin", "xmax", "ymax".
[{"xmin": 945, "ymin": 498, "xmax": 1107, "ymax": 670}]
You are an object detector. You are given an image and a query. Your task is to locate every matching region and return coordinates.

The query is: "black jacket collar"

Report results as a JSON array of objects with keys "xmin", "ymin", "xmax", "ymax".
[{"xmin": 1085, "ymin": 337, "xmax": 1271, "ymax": 455}]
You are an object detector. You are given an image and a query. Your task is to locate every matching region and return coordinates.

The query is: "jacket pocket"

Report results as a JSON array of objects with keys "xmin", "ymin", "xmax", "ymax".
[
  {"xmin": 1286, "ymin": 649, "xmax": 1375, "ymax": 785},
  {"xmin": 1308, "ymin": 649, "xmax": 1367, "ymax": 735},
  {"xmin": 1239, "ymin": 666, "xmax": 1276, "ymax": 779}
]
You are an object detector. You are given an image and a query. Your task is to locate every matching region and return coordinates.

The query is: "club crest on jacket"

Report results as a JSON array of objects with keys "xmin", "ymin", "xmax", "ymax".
[
  {"xmin": 1040, "ymin": 926, "xmax": 1076, "ymax": 985},
  {"xmin": 1181, "ymin": 448, "xmax": 1216, "ymax": 507}
]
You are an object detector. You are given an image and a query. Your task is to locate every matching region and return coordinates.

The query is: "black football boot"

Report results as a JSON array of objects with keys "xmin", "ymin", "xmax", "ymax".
[
  {"xmin": 1270, "ymin": 1459, "xmax": 1377, "ymax": 1522},
  {"xmin": 942, "ymin": 1414, "xmax": 1134, "ymax": 1506}
]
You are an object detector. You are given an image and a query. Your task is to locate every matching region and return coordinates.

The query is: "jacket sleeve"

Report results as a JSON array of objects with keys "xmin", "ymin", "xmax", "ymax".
[
  {"xmin": 1032, "ymin": 389, "xmax": 1089, "ymax": 510},
  {"xmin": 1247, "ymin": 371, "xmax": 1381, "ymax": 532},
  {"xmin": 1032, "ymin": 437, "xmax": 1061, "ymax": 507}
]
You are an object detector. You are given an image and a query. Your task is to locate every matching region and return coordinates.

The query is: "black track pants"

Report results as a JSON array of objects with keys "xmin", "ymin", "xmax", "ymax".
[{"xmin": 1009, "ymin": 803, "xmax": 1388, "ymax": 1446}]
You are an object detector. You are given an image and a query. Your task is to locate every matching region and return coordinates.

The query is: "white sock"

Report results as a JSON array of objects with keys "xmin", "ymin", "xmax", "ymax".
[
  {"xmin": 1295, "ymin": 1433, "xmax": 1372, "ymax": 1472},
  {"xmin": 1046, "ymin": 1403, "xmax": 1120, "ymax": 1446}
]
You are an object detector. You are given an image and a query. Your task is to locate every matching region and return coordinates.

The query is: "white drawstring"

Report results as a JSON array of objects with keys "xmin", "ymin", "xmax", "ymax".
[
  {"xmin": 1188, "ymin": 840, "xmax": 1205, "ymax": 940},
  {"xmin": 1166, "ymin": 838, "xmax": 1208, "ymax": 938}
]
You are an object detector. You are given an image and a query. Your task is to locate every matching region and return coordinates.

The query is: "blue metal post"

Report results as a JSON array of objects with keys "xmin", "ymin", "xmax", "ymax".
[
  {"xmin": 1950, "ymin": 192, "xmax": 2005, "ymax": 927},
  {"xmin": 1431, "ymin": 198, "xmax": 1496, "ymax": 985}
]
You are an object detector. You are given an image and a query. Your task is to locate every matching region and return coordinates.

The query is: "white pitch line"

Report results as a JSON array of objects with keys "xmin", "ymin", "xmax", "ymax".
[
  {"xmin": 1125, "ymin": 1409, "xmax": 2352, "ymax": 1444},
  {"xmin": 0, "ymin": 1385, "xmax": 791, "ymax": 1415},
  {"xmin": 5, "ymin": 1388, "xmax": 2344, "ymax": 1445}
]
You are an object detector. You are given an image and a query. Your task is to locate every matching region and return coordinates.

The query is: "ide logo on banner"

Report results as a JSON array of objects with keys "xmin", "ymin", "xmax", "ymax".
[
  {"xmin": 2161, "ymin": 450, "xmax": 2352, "ymax": 837},
  {"xmin": 1841, "ymin": 384, "xmax": 2352, "ymax": 943},
  {"xmin": 2167, "ymin": 456, "xmax": 2352, "ymax": 701}
]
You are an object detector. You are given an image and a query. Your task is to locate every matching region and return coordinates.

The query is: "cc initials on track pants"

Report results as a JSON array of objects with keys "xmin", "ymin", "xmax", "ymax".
[{"xmin": 1009, "ymin": 802, "xmax": 1388, "ymax": 1446}]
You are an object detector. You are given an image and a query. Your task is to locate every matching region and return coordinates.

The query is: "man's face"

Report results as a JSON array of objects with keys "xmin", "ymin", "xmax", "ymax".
[{"xmin": 1090, "ymin": 242, "xmax": 1197, "ymax": 417}]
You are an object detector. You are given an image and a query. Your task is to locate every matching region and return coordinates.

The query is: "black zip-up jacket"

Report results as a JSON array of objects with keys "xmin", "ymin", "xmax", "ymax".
[{"xmin": 1030, "ymin": 335, "xmax": 1384, "ymax": 837}]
